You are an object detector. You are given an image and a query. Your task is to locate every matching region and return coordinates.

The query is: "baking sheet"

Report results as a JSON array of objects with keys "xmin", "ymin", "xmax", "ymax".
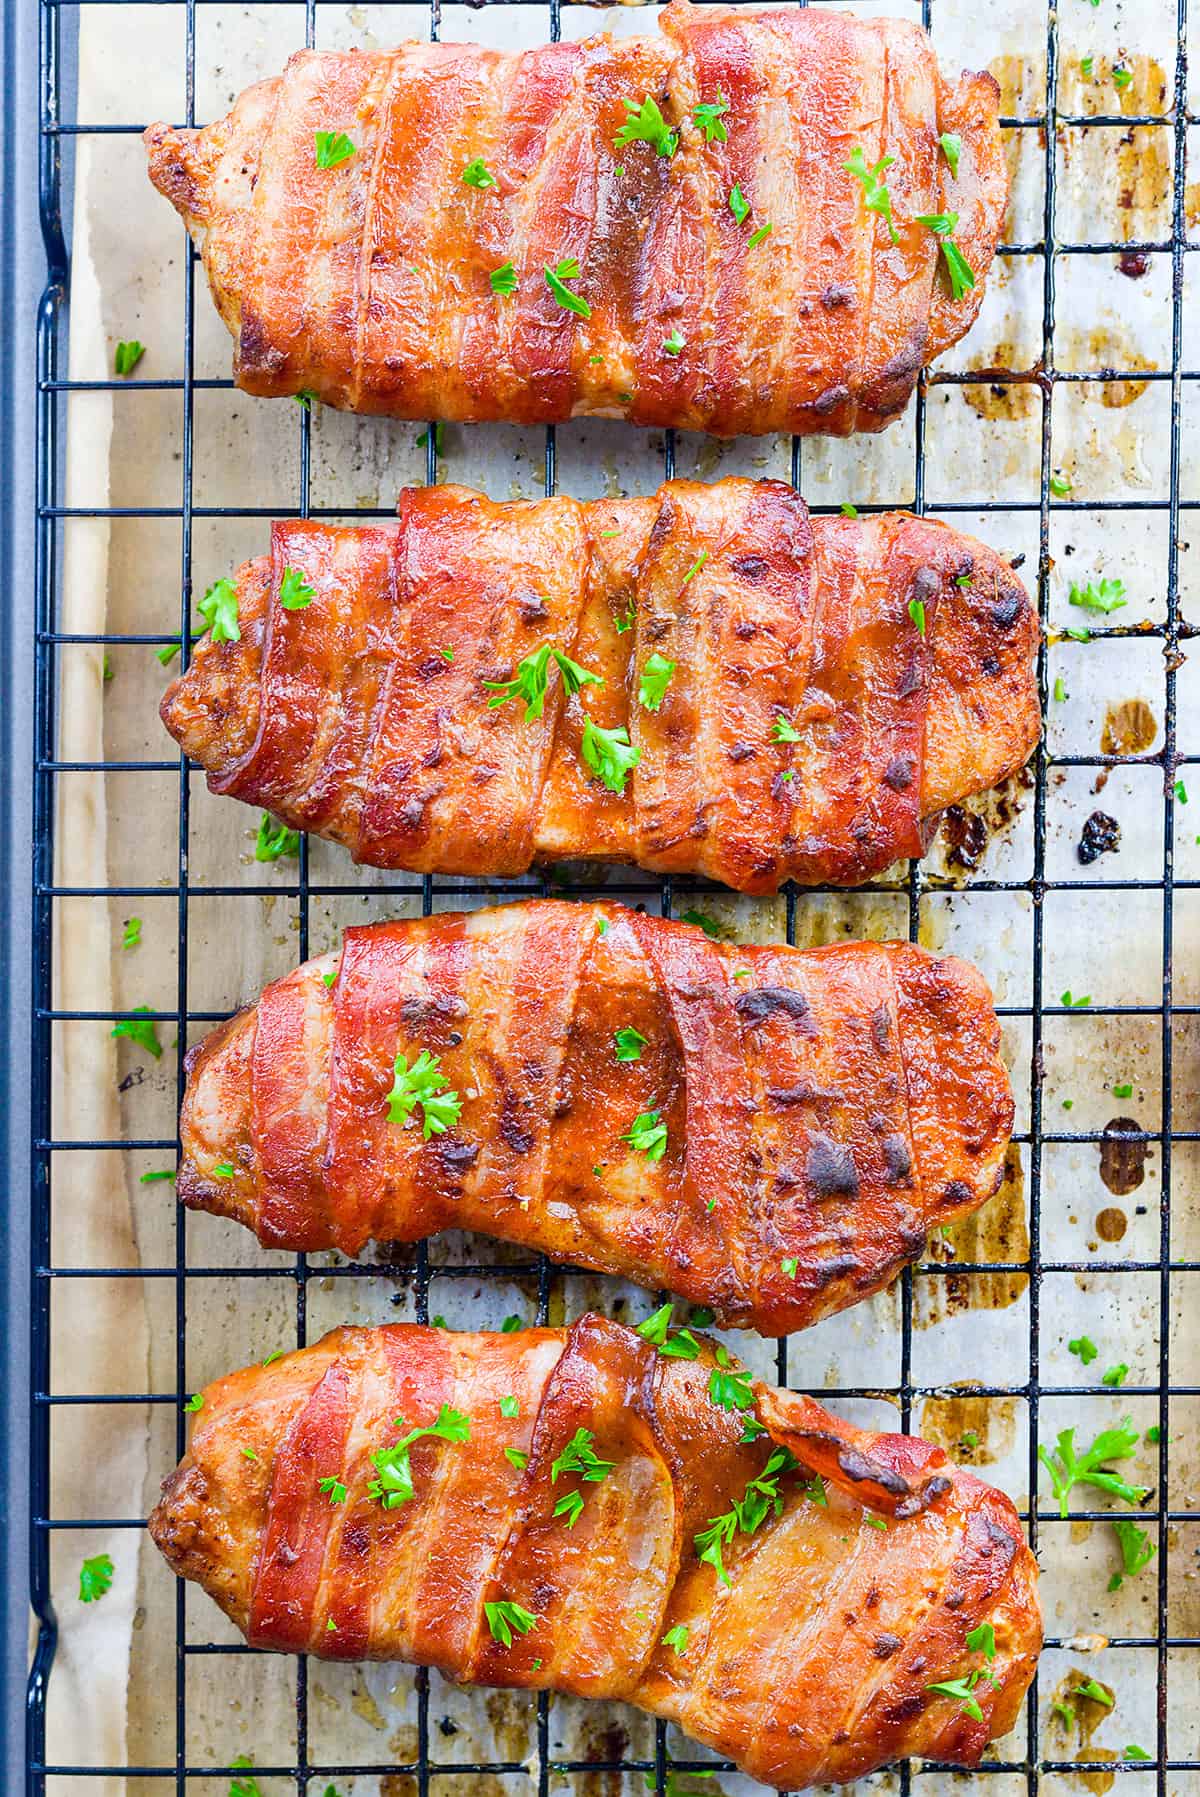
[{"xmin": 44, "ymin": 1, "xmax": 1199, "ymax": 1792}]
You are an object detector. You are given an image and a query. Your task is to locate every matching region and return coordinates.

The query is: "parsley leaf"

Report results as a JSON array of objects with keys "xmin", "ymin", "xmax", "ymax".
[
  {"xmin": 461, "ymin": 158, "xmax": 497, "ymax": 189},
  {"xmin": 490, "ymin": 261, "xmax": 518, "ymax": 296},
  {"xmin": 639, "ymin": 651, "xmax": 676, "ymax": 711},
  {"xmin": 662, "ymin": 1623, "xmax": 690, "ymax": 1654},
  {"xmin": 1113, "ymin": 65, "xmax": 1133, "ymax": 89},
  {"xmin": 1102, "ymin": 1362, "xmax": 1130, "ymax": 1388},
  {"xmin": 623, "ymin": 1108, "xmax": 668, "ymax": 1161},
  {"xmin": 279, "ymin": 566, "xmax": 315, "ymax": 611},
  {"xmin": 614, "ymin": 95, "xmax": 678, "ymax": 158},
  {"xmin": 909, "ymin": 596, "xmax": 927, "ymax": 636},
  {"xmin": 1174, "ymin": 779, "xmax": 1188, "ymax": 804},
  {"xmin": 79, "ymin": 1553, "xmax": 114, "ymax": 1602},
  {"xmin": 554, "ymin": 1488, "xmax": 585, "ymax": 1527},
  {"xmin": 255, "ymin": 812, "xmax": 301, "ymax": 861},
  {"xmin": 679, "ymin": 909, "xmax": 725, "ymax": 939},
  {"xmin": 485, "ymin": 1598, "xmax": 538, "ymax": 1647},
  {"xmin": 1038, "ymin": 1417, "xmax": 1149, "ymax": 1517},
  {"xmin": 198, "ymin": 577, "xmax": 240, "ymax": 643},
  {"xmin": 781, "ymin": 1255, "xmax": 798, "ymax": 1278},
  {"xmin": 663, "ymin": 330, "xmax": 685, "ymax": 357},
  {"xmin": 544, "ymin": 258, "xmax": 591, "ymax": 318},
  {"xmin": 1069, "ymin": 1335, "xmax": 1099, "ymax": 1365},
  {"xmin": 551, "ymin": 1426, "xmax": 616, "ymax": 1485},
  {"xmin": 746, "ymin": 223, "xmax": 773, "ymax": 249},
  {"xmin": 122, "ymin": 916, "xmax": 142, "ymax": 949},
  {"xmin": 695, "ymin": 1447, "xmax": 798, "ymax": 1586},
  {"xmin": 499, "ymin": 1395, "xmax": 520, "ymax": 1419},
  {"xmin": 843, "ymin": 146, "xmax": 899, "ymax": 245},
  {"xmin": 386, "ymin": 1049, "xmax": 463, "ymax": 1138},
  {"xmin": 230, "ymin": 1758, "xmax": 266, "ymax": 1797},
  {"xmin": 636, "ymin": 1303, "xmax": 701, "ymax": 1360},
  {"xmin": 114, "ymin": 340, "xmax": 145, "ymax": 377},
  {"xmin": 319, "ymin": 1476, "xmax": 348, "ymax": 1505},
  {"xmin": 772, "ymin": 714, "xmax": 801, "ymax": 744},
  {"xmin": 1123, "ymin": 1746, "xmax": 1153, "ymax": 1761},
  {"xmin": 938, "ymin": 132, "xmax": 963, "ymax": 178},
  {"xmin": 212, "ymin": 1163, "xmax": 235, "ymax": 1179},
  {"xmin": 505, "ymin": 1447, "xmax": 529, "ymax": 1471},
  {"xmin": 501, "ymin": 1315, "xmax": 524, "ymax": 1333},
  {"xmin": 1069, "ymin": 577, "xmax": 1127, "ymax": 615},
  {"xmin": 1108, "ymin": 1516, "xmax": 1155, "ymax": 1589},
  {"xmin": 580, "ymin": 717, "xmax": 640, "ymax": 794},
  {"xmin": 1076, "ymin": 1676, "xmax": 1114, "ymax": 1707},
  {"xmin": 966, "ymin": 1622, "xmax": 997, "ymax": 1661},
  {"xmin": 728, "ymin": 185, "xmax": 750, "ymax": 227},
  {"xmin": 1050, "ymin": 472, "xmax": 1073, "ymax": 497},
  {"xmin": 111, "ymin": 1006, "xmax": 161, "ymax": 1059},
  {"xmin": 485, "ymin": 642, "xmax": 602, "ymax": 720},
  {"xmin": 140, "ymin": 1168, "xmax": 175, "ymax": 1184},
  {"xmin": 1061, "ymin": 990, "xmax": 1092, "ymax": 1008},
  {"xmin": 369, "ymin": 1404, "xmax": 471, "ymax": 1508},
  {"xmin": 1054, "ymin": 675, "xmax": 1068, "ymax": 703},
  {"xmin": 693, "ymin": 93, "xmax": 730, "ymax": 142},
  {"xmin": 841, "ymin": 502, "xmax": 859, "ymax": 518},
  {"xmin": 614, "ymin": 1025, "xmax": 648, "ymax": 1062},
  {"xmin": 315, "ymin": 131, "xmax": 356, "ymax": 169},
  {"xmin": 708, "ymin": 1357, "xmax": 754, "ymax": 1414},
  {"xmin": 925, "ymin": 1670, "xmax": 989, "ymax": 1724},
  {"xmin": 184, "ymin": 1392, "xmax": 203, "ymax": 1411}
]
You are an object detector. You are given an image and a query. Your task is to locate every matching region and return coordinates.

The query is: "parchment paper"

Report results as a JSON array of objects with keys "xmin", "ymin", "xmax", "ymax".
[{"xmin": 47, "ymin": 2, "xmax": 1199, "ymax": 1792}]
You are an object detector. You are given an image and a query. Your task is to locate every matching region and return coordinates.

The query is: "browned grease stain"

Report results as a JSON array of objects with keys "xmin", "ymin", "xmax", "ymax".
[
  {"xmin": 1057, "ymin": 110, "xmax": 1171, "ymax": 243},
  {"xmin": 934, "ymin": 765, "xmax": 1035, "ymax": 884},
  {"xmin": 1099, "ymin": 1117, "xmax": 1149, "ymax": 1196},
  {"xmin": 382, "ymin": 1778, "xmax": 419, "ymax": 1797},
  {"xmin": 485, "ymin": 1688, "xmax": 534, "ymax": 1762},
  {"xmin": 914, "ymin": 1145, "xmax": 1029, "ymax": 1327},
  {"xmin": 350, "ymin": 1670, "xmax": 388, "ymax": 1732},
  {"xmin": 577, "ymin": 1719, "xmax": 633, "ymax": 1797},
  {"xmin": 961, "ymin": 352, "xmax": 1039, "ymax": 423},
  {"xmin": 1060, "ymin": 54, "xmax": 1168, "ymax": 119},
  {"xmin": 1187, "ymin": 183, "xmax": 1200, "ymax": 231},
  {"xmin": 1069, "ymin": 330, "xmax": 1156, "ymax": 409},
  {"xmin": 1050, "ymin": 1670, "xmax": 1120, "ymax": 1795},
  {"xmin": 391, "ymin": 1723, "xmax": 420, "ymax": 1761},
  {"xmin": 1101, "ymin": 698, "xmax": 1158, "ymax": 757},
  {"xmin": 919, "ymin": 1392, "xmax": 1017, "ymax": 1467},
  {"xmin": 1095, "ymin": 1205, "xmax": 1128, "ymax": 1242}
]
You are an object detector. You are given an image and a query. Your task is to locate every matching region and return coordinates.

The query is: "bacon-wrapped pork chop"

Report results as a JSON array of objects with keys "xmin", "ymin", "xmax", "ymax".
[
  {"xmin": 178, "ymin": 901, "xmax": 1013, "ymax": 1333},
  {"xmin": 143, "ymin": 1, "xmax": 1007, "ymax": 437},
  {"xmin": 150, "ymin": 1316, "xmax": 1040, "ymax": 1787},
  {"xmin": 161, "ymin": 479, "xmax": 1039, "ymax": 894}
]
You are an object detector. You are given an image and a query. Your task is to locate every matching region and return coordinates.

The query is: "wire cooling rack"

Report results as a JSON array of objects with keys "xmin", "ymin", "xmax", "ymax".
[{"xmin": 22, "ymin": 0, "xmax": 1199, "ymax": 1790}]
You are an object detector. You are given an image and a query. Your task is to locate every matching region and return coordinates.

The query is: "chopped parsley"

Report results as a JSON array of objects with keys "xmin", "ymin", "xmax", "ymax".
[
  {"xmin": 140, "ymin": 1168, "xmax": 175, "ymax": 1184},
  {"xmin": 614, "ymin": 1025, "xmax": 648, "ymax": 1062},
  {"xmin": 230, "ymin": 1763, "xmax": 266, "ymax": 1797},
  {"xmin": 1050, "ymin": 472, "xmax": 1073, "ymax": 497},
  {"xmin": 554, "ymin": 1489, "xmax": 585, "ymax": 1527},
  {"xmin": 1054, "ymin": 676, "xmax": 1068, "ymax": 703},
  {"xmin": 122, "ymin": 917, "xmax": 142, "ymax": 949},
  {"xmin": 708, "ymin": 1348, "xmax": 754, "ymax": 1414},
  {"xmin": 1174, "ymin": 779, "xmax": 1188, "ymax": 804},
  {"xmin": 639, "ymin": 652, "xmax": 676, "ymax": 711},
  {"xmin": 694, "ymin": 1447, "xmax": 797, "ymax": 1585},
  {"xmin": 662, "ymin": 1623, "xmax": 690, "ymax": 1654},
  {"xmin": 1069, "ymin": 1335, "xmax": 1098, "ymax": 1365},
  {"xmin": 490, "ymin": 261, "xmax": 518, "ymax": 297},
  {"xmin": 938, "ymin": 132, "xmax": 963, "ymax": 178},
  {"xmin": 663, "ymin": 330, "xmax": 685, "ymax": 357},
  {"xmin": 242, "ymin": 1446, "xmax": 259, "ymax": 1462},
  {"xmin": 1069, "ymin": 577, "xmax": 1126, "ymax": 614},
  {"xmin": 728, "ymin": 185, "xmax": 750, "ymax": 227},
  {"xmin": 319, "ymin": 1476, "xmax": 348, "ymax": 1505},
  {"xmin": 772, "ymin": 714, "xmax": 802, "ymax": 744},
  {"xmin": 1060, "ymin": 990, "xmax": 1091, "ymax": 1008},
  {"xmin": 915, "ymin": 211, "xmax": 976, "ymax": 300},
  {"xmin": 198, "ymin": 576, "xmax": 240, "ymax": 643},
  {"xmin": 114, "ymin": 340, "xmax": 145, "ymax": 377},
  {"xmin": 484, "ymin": 1598, "xmax": 538, "ymax": 1647},
  {"xmin": 843, "ymin": 146, "xmax": 898, "ymax": 245},
  {"xmin": 261, "ymin": 1349, "xmax": 283, "ymax": 1367},
  {"xmin": 682, "ymin": 551, "xmax": 708, "ymax": 584},
  {"xmin": 544, "ymin": 258, "xmax": 591, "ymax": 318},
  {"xmin": 693, "ymin": 93, "xmax": 730, "ymax": 142},
  {"xmin": 79, "ymin": 1553, "xmax": 114, "ymax": 1602},
  {"xmin": 679, "ymin": 909, "xmax": 724, "ymax": 938},
  {"xmin": 255, "ymin": 812, "xmax": 301, "ymax": 861},
  {"xmin": 1076, "ymin": 1676, "xmax": 1114, "ymax": 1707},
  {"xmin": 485, "ymin": 643, "xmax": 602, "ymax": 721},
  {"xmin": 501, "ymin": 1315, "xmax": 524, "ymax": 1333},
  {"xmin": 315, "ymin": 131, "xmax": 356, "ymax": 169},
  {"xmin": 909, "ymin": 596, "xmax": 927, "ymax": 636},
  {"xmin": 966, "ymin": 1622, "xmax": 997, "ymax": 1660},
  {"xmin": 1108, "ymin": 1516, "xmax": 1155, "ymax": 1589},
  {"xmin": 184, "ymin": 1392, "xmax": 203, "ymax": 1412},
  {"xmin": 1101, "ymin": 1362, "xmax": 1130, "ymax": 1387},
  {"xmin": 614, "ymin": 95, "xmax": 678, "ymax": 158},
  {"xmin": 551, "ymin": 1426, "xmax": 616, "ymax": 1496},
  {"xmin": 279, "ymin": 566, "xmax": 315, "ymax": 611},
  {"xmin": 1113, "ymin": 65, "xmax": 1133, "ymax": 89},
  {"xmin": 623, "ymin": 1108, "xmax": 668, "ymax": 1161},
  {"xmin": 111, "ymin": 1006, "xmax": 161, "ymax": 1059},
  {"xmin": 636, "ymin": 1303, "xmax": 701, "ymax": 1360},
  {"xmin": 1123, "ymin": 1746, "xmax": 1153, "ymax": 1761},
  {"xmin": 461, "ymin": 158, "xmax": 498, "ymax": 189},
  {"xmin": 865, "ymin": 1517, "xmax": 887, "ymax": 1530},
  {"xmin": 580, "ymin": 717, "xmax": 640, "ymax": 794},
  {"xmin": 213, "ymin": 1163, "xmax": 235, "ymax": 1179},
  {"xmin": 781, "ymin": 1256, "xmax": 798, "ymax": 1279},
  {"xmin": 386, "ymin": 1049, "xmax": 463, "ymax": 1138},
  {"xmin": 293, "ymin": 389, "xmax": 317, "ymax": 409},
  {"xmin": 925, "ymin": 1670, "xmax": 993, "ymax": 1723},
  {"xmin": 840, "ymin": 502, "xmax": 859, "ymax": 518},
  {"xmin": 499, "ymin": 1395, "xmax": 520, "ymax": 1418},
  {"xmin": 505, "ymin": 1447, "xmax": 529, "ymax": 1471},
  {"xmin": 1038, "ymin": 1416, "xmax": 1149, "ymax": 1517},
  {"xmin": 369, "ymin": 1404, "xmax": 471, "ymax": 1507},
  {"xmin": 746, "ymin": 223, "xmax": 774, "ymax": 249},
  {"xmin": 1081, "ymin": 56, "xmax": 1095, "ymax": 76}
]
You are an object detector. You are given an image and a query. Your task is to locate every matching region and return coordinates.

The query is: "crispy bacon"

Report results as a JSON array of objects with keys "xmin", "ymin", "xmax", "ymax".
[
  {"xmin": 177, "ymin": 900, "xmax": 1013, "ymax": 1332},
  {"xmin": 149, "ymin": 1315, "xmax": 1041, "ymax": 1787},
  {"xmin": 143, "ymin": 1, "xmax": 1007, "ymax": 437},
  {"xmin": 161, "ymin": 478, "xmax": 1039, "ymax": 893}
]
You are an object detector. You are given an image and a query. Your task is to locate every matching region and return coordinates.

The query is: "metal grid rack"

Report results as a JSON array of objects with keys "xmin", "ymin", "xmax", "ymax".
[{"xmin": 23, "ymin": 0, "xmax": 1197, "ymax": 1790}]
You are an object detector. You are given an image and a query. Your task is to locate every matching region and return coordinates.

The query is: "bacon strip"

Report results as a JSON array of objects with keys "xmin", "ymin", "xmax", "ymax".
[
  {"xmin": 150, "ymin": 1316, "xmax": 1042, "ymax": 1787},
  {"xmin": 176, "ymin": 900, "xmax": 1013, "ymax": 1335},
  {"xmin": 143, "ymin": 0, "xmax": 1007, "ymax": 437},
  {"xmin": 161, "ymin": 477, "xmax": 1039, "ymax": 895}
]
